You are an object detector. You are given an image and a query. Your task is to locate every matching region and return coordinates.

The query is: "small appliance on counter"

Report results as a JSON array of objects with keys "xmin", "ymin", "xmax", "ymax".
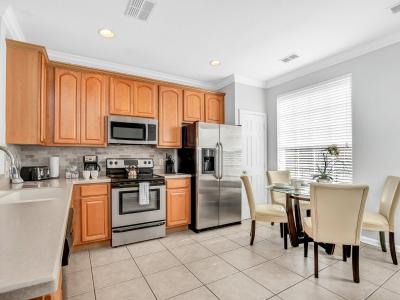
[
  {"xmin": 20, "ymin": 166, "xmax": 51, "ymax": 181},
  {"xmin": 83, "ymin": 155, "xmax": 101, "ymax": 172},
  {"xmin": 49, "ymin": 156, "xmax": 60, "ymax": 178},
  {"xmin": 165, "ymin": 153, "xmax": 175, "ymax": 174}
]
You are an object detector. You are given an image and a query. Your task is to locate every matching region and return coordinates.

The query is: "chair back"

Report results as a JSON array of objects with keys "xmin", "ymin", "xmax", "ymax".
[
  {"xmin": 310, "ymin": 183, "xmax": 369, "ymax": 245},
  {"xmin": 379, "ymin": 176, "xmax": 400, "ymax": 232},
  {"xmin": 241, "ymin": 175, "xmax": 256, "ymax": 220},
  {"xmin": 266, "ymin": 171, "xmax": 291, "ymax": 205}
]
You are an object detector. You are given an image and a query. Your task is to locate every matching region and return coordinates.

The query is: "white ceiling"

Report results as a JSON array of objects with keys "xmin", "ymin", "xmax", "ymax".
[{"xmin": 5, "ymin": 0, "xmax": 400, "ymax": 88}]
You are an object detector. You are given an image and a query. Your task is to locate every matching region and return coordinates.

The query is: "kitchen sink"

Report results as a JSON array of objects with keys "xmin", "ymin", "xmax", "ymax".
[{"xmin": 0, "ymin": 187, "xmax": 64, "ymax": 204}]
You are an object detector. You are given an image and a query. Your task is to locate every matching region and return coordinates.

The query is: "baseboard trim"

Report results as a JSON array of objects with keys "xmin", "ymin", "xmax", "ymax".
[{"xmin": 361, "ymin": 234, "xmax": 400, "ymax": 252}]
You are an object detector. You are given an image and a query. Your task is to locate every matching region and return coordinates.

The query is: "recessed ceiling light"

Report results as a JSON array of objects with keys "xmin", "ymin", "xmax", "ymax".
[
  {"xmin": 209, "ymin": 60, "xmax": 221, "ymax": 67},
  {"xmin": 98, "ymin": 28, "xmax": 115, "ymax": 38}
]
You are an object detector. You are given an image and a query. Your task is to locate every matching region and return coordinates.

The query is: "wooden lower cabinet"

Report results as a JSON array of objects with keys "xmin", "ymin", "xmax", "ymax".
[
  {"xmin": 166, "ymin": 178, "xmax": 191, "ymax": 228},
  {"xmin": 72, "ymin": 183, "xmax": 110, "ymax": 246}
]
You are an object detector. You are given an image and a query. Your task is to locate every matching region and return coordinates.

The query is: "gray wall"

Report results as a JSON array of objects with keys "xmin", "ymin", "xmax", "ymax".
[
  {"xmin": 266, "ymin": 41, "xmax": 400, "ymax": 245},
  {"xmin": 235, "ymin": 83, "xmax": 267, "ymax": 124},
  {"xmin": 220, "ymin": 82, "xmax": 268, "ymax": 125},
  {"xmin": 220, "ymin": 82, "xmax": 236, "ymax": 125}
]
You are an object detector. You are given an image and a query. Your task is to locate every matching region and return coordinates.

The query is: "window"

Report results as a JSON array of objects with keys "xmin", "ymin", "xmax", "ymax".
[{"xmin": 277, "ymin": 74, "xmax": 352, "ymax": 183}]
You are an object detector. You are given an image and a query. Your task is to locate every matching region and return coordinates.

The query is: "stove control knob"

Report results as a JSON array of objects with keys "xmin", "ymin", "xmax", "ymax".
[
  {"xmin": 109, "ymin": 161, "xmax": 113, "ymax": 165},
  {"xmin": 144, "ymin": 161, "xmax": 147, "ymax": 164},
  {"xmin": 114, "ymin": 161, "xmax": 118, "ymax": 165}
]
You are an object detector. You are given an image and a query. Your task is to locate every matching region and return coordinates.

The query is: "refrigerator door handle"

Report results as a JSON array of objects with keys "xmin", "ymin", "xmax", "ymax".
[
  {"xmin": 219, "ymin": 142, "xmax": 223, "ymax": 179},
  {"xmin": 214, "ymin": 143, "xmax": 220, "ymax": 179}
]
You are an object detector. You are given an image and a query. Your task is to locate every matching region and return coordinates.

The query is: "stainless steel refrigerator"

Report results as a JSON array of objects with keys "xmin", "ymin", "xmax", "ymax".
[{"xmin": 178, "ymin": 122, "xmax": 242, "ymax": 231}]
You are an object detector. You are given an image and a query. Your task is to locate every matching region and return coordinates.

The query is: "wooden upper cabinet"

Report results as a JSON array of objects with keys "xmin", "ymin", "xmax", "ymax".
[
  {"xmin": 205, "ymin": 93, "xmax": 224, "ymax": 124},
  {"xmin": 6, "ymin": 40, "xmax": 48, "ymax": 145},
  {"xmin": 133, "ymin": 81, "xmax": 157, "ymax": 118},
  {"xmin": 54, "ymin": 68, "xmax": 81, "ymax": 144},
  {"xmin": 109, "ymin": 77, "xmax": 134, "ymax": 116},
  {"xmin": 158, "ymin": 85, "xmax": 183, "ymax": 148},
  {"xmin": 183, "ymin": 90, "xmax": 204, "ymax": 123},
  {"xmin": 81, "ymin": 72, "xmax": 107, "ymax": 145}
]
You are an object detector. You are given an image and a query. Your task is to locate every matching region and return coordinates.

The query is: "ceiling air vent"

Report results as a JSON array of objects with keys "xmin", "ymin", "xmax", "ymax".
[
  {"xmin": 125, "ymin": 0, "xmax": 155, "ymax": 21},
  {"xmin": 280, "ymin": 54, "xmax": 299, "ymax": 63},
  {"xmin": 390, "ymin": 2, "xmax": 400, "ymax": 14}
]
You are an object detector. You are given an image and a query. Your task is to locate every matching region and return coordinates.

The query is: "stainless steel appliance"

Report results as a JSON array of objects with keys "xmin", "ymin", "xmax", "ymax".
[
  {"xmin": 178, "ymin": 122, "xmax": 242, "ymax": 231},
  {"xmin": 83, "ymin": 155, "xmax": 101, "ymax": 171},
  {"xmin": 20, "ymin": 166, "xmax": 50, "ymax": 181},
  {"xmin": 107, "ymin": 158, "xmax": 166, "ymax": 247},
  {"xmin": 108, "ymin": 116, "xmax": 157, "ymax": 145}
]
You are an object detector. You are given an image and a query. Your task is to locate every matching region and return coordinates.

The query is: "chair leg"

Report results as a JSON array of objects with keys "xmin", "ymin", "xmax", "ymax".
[
  {"xmin": 250, "ymin": 220, "xmax": 256, "ymax": 245},
  {"xmin": 379, "ymin": 231, "xmax": 387, "ymax": 252},
  {"xmin": 389, "ymin": 232, "xmax": 398, "ymax": 265},
  {"xmin": 304, "ymin": 233, "xmax": 309, "ymax": 257},
  {"xmin": 352, "ymin": 246, "xmax": 360, "ymax": 283},
  {"xmin": 306, "ymin": 209, "xmax": 311, "ymax": 217},
  {"xmin": 280, "ymin": 223, "xmax": 283, "ymax": 238},
  {"xmin": 271, "ymin": 222, "xmax": 274, "ymax": 226},
  {"xmin": 342, "ymin": 245, "xmax": 348, "ymax": 262},
  {"xmin": 314, "ymin": 242, "xmax": 319, "ymax": 278},
  {"xmin": 347, "ymin": 245, "xmax": 351, "ymax": 258},
  {"xmin": 283, "ymin": 223, "xmax": 288, "ymax": 250}
]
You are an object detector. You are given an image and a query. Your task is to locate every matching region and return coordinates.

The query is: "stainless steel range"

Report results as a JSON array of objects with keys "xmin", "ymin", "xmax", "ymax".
[{"xmin": 106, "ymin": 158, "xmax": 166, "ymax": 247}]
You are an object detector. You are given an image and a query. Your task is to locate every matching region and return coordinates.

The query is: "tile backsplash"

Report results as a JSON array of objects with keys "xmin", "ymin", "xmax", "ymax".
[{"xmin": 13, "ymin": 145, "xmax": 176, "ymax": 177}]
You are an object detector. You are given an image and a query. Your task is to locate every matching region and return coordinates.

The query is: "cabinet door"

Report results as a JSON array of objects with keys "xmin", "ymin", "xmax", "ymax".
[
  {"xmin": 81, "ymin": 195, "xmax": 109, "ymax": 242},
  {"xmin": 205, "ymin": 94, "xmax": 224, "ymax": 124},
  {"xmin": 167, "ymin": 187, "xmax": 190, "ymax": 228},
  {"xmin": 183, "ymin": 90, "xmax": 204, "ymax": 122},
  {"xmin": 39, "ymin": 54, "xmax": 47, "ymax": 144},
  {"xmin": 6, "ymin": 41, "xmax": 43, "ymax": 144},
  {"xmin": 158, "ymin": 86, "xmax": 183, "ymax": 148},
  {"xmin": 109, "ymin": 77, "xmax": 134, "ymax": 116},
  {"xmin": 133, "ymin": 81, "xmax": 157, "ymax": 118},
  {"xmin": 54, "ymin": 68, "xmax": 81, "ymax": 144},
  {"xmin": 81, "ymin": 72, "xmax": 107, "ymax": 145}
]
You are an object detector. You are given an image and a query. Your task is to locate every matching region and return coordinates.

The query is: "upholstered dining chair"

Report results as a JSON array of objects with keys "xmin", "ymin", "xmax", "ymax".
[
  {"xmin": 303, "ymin": 183, "xmax": 369, "ymax": 283},
  {"xmin": 362, "ymin": 176, "xmax": 400, "ymax": 265},
  {"xmin": 267, "ymin": 171, "xmax": 311, "ymax": 236},
  {"xmin": 241, "ymin": 175, "xmax": 288, "ymax": 248}
]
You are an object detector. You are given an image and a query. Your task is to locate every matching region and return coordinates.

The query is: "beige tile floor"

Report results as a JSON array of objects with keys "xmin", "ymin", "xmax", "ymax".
[{"xmin": 63, "ymin": 220, "xmax": 400, "ymax": 300}]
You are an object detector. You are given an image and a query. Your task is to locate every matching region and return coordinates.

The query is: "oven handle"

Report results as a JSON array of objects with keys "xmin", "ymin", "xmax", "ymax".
[
  {"xmin": 112, "ymin": 220, "xmax": 166, "ymax": 233},
  {"xmin": 112, "ymin": 185, "xmax": 166, "ymax": 192}
]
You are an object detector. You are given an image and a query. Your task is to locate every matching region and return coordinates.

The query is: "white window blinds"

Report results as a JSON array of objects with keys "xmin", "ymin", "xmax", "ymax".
[{"xmin": 277, "ymin": 74, "xmax": 352, "ymax": 183}]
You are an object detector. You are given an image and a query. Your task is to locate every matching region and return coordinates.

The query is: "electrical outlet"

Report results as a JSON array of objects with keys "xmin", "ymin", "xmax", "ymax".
[{"xmin": 159, "ymin": 158, "xmax": 164, "ymax": 166}]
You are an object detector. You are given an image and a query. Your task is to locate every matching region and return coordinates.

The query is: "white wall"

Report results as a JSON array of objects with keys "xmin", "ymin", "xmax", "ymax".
[{"xmin": 266, "ymin": 41, "xmax": 400, "ymax": 246}]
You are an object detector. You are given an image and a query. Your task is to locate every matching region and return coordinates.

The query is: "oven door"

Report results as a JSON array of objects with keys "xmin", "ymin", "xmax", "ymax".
[{"xmin": 112, "ymin": 185, "xmax": 166, "ymax": 228}]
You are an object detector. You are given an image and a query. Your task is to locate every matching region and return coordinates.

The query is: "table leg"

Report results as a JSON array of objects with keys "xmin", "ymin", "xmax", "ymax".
[
  {"xmin": 294, "ymin": 199, "xmax": 303, "ymax": 237},
  {"xmin": 285, "ymin": 193, "xmax": 299, "ymax": 247}
]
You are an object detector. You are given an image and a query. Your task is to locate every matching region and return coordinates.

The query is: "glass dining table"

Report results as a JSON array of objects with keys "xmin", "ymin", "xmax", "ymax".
[{"xmin": 266, "ymin": 185, "xmax": 335, "ymax": 255}]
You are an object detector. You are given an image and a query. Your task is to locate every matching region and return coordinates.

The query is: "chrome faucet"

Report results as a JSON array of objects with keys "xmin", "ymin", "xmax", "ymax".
[{"xmin": 0, "ymin": 146, "xmax": 24, "ymax": 184}]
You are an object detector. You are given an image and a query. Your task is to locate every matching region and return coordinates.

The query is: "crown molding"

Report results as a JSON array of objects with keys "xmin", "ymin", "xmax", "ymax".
[
  {"xmin": 265, "ymin": 31, "xmax": 400, "ymax": 89},
  {"xmin": 2, "ymin": 5, "xmax": 25, "ymax": 41},
  {"xmin": 214, "ymin": 74, "xmax": 235, "ymax": 90},
  {"xmin": 234, "ymin": 74, "xmax": 268, "ymax": 89},
  {"xmin": 47, "ymin": 49, "xmax": 216, "ymax": 90}
]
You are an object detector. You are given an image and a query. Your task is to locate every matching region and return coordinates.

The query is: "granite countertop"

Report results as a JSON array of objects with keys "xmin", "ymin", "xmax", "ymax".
[
  {"xmin": 156, "ymin": 173, "xmax": 192, "ymax": 179},
  {"xmin": 0, "ymin": 176, "xmax": 110, "ymax": 299}
]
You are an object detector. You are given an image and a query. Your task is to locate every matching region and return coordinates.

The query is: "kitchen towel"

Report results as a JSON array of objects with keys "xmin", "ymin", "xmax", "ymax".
[
  {"xmin": 139, "ymin": 182, "xmax": 150, "ymax": 206},
  {"xmin": 49, "ymin": 156, "xmax": 59, "ymax": 178}
]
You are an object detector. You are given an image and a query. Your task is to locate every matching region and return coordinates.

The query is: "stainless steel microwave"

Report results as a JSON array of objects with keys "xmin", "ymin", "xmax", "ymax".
[{"xmin": 108, "ymin": 116, "xmax": 158, "ymax": 145}]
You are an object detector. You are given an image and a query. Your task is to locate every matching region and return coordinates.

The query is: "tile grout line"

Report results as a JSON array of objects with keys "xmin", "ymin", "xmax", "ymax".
[
  {"xmin": 165, "ymin": 242, "xmax": 223, "ymax": 300},
  {"xmin": 88, "ymin": 250, "xmax": 97, "ymax": 300},
  {"xmin": 127, "ymin": 245, "xmax": 159, "ymax": 300}
]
